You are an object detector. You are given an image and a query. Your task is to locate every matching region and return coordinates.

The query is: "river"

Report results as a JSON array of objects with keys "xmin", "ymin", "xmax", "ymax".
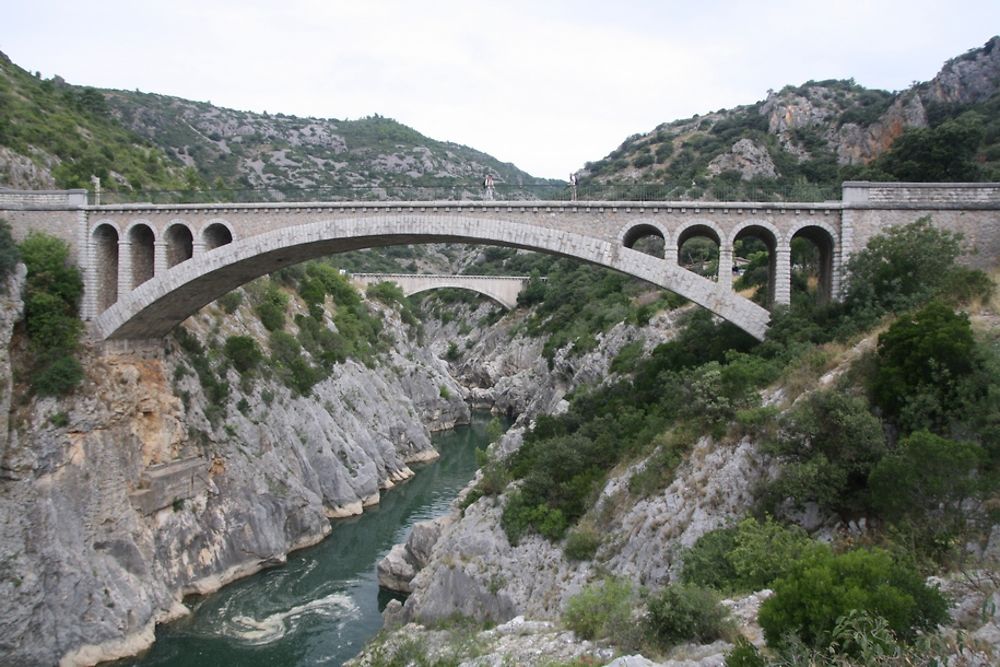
[{"xmin": 117, "ymin": 412, "xmax": 501, "ymax": 667}]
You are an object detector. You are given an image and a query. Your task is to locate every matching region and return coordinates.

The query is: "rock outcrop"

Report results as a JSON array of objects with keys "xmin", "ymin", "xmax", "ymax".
[{"xmin": 0, "ymin": 286, "xmax": 468, "ymax": 666}]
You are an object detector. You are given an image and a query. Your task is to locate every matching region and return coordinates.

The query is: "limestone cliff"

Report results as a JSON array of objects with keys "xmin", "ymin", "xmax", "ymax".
[{"xmin": 0, "ymin": 282, "xmax": 468, "ymax": 666}]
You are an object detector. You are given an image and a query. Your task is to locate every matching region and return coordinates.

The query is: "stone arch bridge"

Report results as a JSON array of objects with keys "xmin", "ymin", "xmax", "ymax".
[
  {"xmin": 350, "ymin": 273, "xmax": 533, "ymax": 309},
  {"xmin": 2, "ymin": 182, "xmax": 998, "ymax": 342}
]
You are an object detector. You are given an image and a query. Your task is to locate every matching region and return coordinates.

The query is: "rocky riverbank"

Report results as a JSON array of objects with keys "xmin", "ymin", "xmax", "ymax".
[{"xmin": 0, "ymin": 277, "xmax": 468, "ymax": 666}]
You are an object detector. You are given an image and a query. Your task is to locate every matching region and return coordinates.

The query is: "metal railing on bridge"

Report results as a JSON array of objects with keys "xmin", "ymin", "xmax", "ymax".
[{"xmin": 92, "ymin": 181, "xmax": 841, "ymax": 206}]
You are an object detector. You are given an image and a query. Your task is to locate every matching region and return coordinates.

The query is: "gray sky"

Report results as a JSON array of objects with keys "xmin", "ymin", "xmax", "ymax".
[{"xmin": 3, "ymin": 1, "xmax": 998, "ymax": 179}]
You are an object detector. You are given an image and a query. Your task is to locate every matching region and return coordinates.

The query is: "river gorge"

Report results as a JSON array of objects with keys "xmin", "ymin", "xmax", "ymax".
[{"xmin": 113, "ymin": 414, "xmax": 503, "ymax": 667}]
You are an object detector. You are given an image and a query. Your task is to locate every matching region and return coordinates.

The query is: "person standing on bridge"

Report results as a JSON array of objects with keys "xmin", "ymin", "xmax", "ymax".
[
  {"xmin": 483, "ymin": 174, "xmax": 495, "ymax": 200},
  {"xmin": 570, "ymin": 173, "xmax": 578, "ymax": 201}
]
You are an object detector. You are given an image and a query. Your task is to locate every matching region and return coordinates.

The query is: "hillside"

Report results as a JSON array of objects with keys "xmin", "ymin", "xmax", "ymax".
[
  {"xmin": 578, "ymin": 36, "xmax": 1000, "ymax": 201},
  {"xmin": 0, "ymin": 51, "xmax": 197, "ymax": 193},
  {"xmin": 103, "ymin": 91, "xmax": 559, "ymax": 202},
  {"xmin": 0, "ymin": 52, "xmax": 558, "ymax": 203}
]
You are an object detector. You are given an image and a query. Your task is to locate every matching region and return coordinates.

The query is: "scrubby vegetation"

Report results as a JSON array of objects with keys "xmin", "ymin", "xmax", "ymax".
[
  {"xmin": 0, "ymin": 55, "xmax": 199, "ymax": 192},
  {"xmin": 18, "ymin": 232, "xmax": 85, "ymax": 396},
  {"xmin": 463, "ymin": 218, "xmax": 999, "ymax": 662}
]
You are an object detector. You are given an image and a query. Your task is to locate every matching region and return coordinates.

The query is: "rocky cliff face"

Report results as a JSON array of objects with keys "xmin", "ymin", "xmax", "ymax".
[
  {"xmin": 0, "ymin": 282, "xmax": 468, "ymax": 666},
  {"xmin": 376, "ymin": 305, "xmax": 699, "ymax": 619}
]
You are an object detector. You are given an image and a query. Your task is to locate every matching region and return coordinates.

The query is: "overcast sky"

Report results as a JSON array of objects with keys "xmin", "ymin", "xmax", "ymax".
[{"xmin": 3, "ymin": 1, "xmax": 998, "ymax": 179}]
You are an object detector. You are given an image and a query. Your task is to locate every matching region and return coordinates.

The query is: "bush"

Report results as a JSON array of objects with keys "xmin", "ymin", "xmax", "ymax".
[
  {"xmin": 501, "ymin": 491, "xmax": 568, "ymax": 544},
  {"xmin": 762, "ymin": 390, "xmax": 885, "ymax": 516},
  {"xmin": 644, "ymin": 584, "xmax": 732, "ymax": 650},
  {"xmin": 841, "ymin": 217, "xmax": 965, "ymax": 320},
  {"xmin": 223, "ymin": 336, "xmax": 263, "ymax": 374},
  {"xmin": 269, "ymin": 330, "xmax": 320, "ymax": 395},
  {"xmin": 366, "ymin": 280, "xmax": 406, "ymax": 305},
  {"xmin": 682, "ymin": 517, "xmax": 819, "ymax": 594},
  {"xmin": 217, "ymin": 290, "xmax": 243, "ymax": 314},
  {"xmin": 871, "ymin": 300, "xmax": 977, "ymax": 433},
  {"xmin": 869, "ymin": 430, "xmax": 982, "ymax": 525},
  {"xmin": 563, "ymin": 578, "xmax": 639, "ymax": 646},
  {"xmin": 254, "ymin": 281, "xmax": 289, "ymax": 331},
  {"xmin": 19, "ymin": 233, "xmax": 84, "ymax": 396},
  {"xmin": 32, "ymin": 353, "xmax": 84, "ymax": 396},
  {"xmin": 724, "ymin": 637, "xmax": 767, "ymax": 667},
  {"xmin": 0, "ymin": 219, "xmax": 19, "ymax": 289},
  {"xmin": 758, "ymin": 547, "xmax": 948, "ymax": 649},
  {"xmin": 564, "ymin": 525, "xmax": 602, "ymax": 561}
]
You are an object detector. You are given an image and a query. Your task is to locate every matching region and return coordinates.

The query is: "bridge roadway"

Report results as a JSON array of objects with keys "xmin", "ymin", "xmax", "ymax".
[
  {"xmin": 350, "ymin": 273, "xmax": 532, "ymax": 309},
  {"xmin": 2, "ymin": 182, "xmax": 998, "ymax": 342}
]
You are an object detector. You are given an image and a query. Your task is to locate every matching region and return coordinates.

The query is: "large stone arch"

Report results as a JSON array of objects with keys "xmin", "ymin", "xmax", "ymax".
[
  {"xmin": 90, "ymin": 222, "xmax": 120, "ymax": 312},
  {"xmin": 730, "ymin": 220, "xmax": 781, "ymax": 304},
  {"xmin": 405, "ymin": 283, "xmax": 517, "ymax": 310},
  {"xmin": 619, "ymin": 220, "xmax": 672, "ymax": 259},
  {"xmin": 787, "ymin": 220, "xmax": 839, "ymax": 302},
  {"xmin": 125, "ymin": 221, "xmax": 156, "ymax": 289},
  {"xmin": 676, "ymin": 219, "xmax": 724, "ymax": 279},
  {"xmin": 93, "ymin": 216, "xmax": 771, "ymax": 341},
  {"xmin": 202, "ymin": 220, "xmax": 234, "ymax": 251},
  {"xmin": 165, "ymin": 221, "xmax": 194, "ymax": 268}
]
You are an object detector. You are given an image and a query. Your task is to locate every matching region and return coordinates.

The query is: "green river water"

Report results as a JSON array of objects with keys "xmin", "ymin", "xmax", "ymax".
[{"xmin": 119, "ymin": 413, "xmax": 500, "ymax": 667}]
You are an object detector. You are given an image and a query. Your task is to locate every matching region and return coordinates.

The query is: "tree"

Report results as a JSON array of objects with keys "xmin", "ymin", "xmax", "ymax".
[
  {"xmin": 18, "ymin": 233, "xmax": 84, "ymax": 395},
  {"xmin": 869, "ymin": 430, "xmax": 982, "ymax": 524},
  {"xmin": 870, "ymin": 112, "xmax": 985, "ymax": 182},
  {"xmin": 872, "ymin": 300, "xmax": 977, "ymax": 433},
  {"xmin": 841, "ymin": 217, "xmax": 964, "ymax": 317},
  {"xmin": 763, "ymin": 391, "xmax": 885, "ymax": 515}
]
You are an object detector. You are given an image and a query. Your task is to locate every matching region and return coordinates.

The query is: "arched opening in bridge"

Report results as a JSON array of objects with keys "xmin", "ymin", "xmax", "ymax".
[
  {"xmin": 92, "ymin": 224, "xmax": 119, "ymax": 311},
  {"xmin": 790, "ymin": 225, "xmax": 836, "ymax": 303},
  {"xmin": 622, "ymin": 223, "xmax": 666, "ymax": 259},
  {"xmin": 733, "ymin": 225, "xmax": 778, "ymax": 305},
  {"xmin": 203, "ymin": 223, "xmax": 233, "ymax": 251},
  {"xmin": 677, "ymin": 224, "xmax": 720, "ymax": 280},
  {"xmin": 129, "ymin": 224, "xmax": 155, "ymax": 288},
  {"xmin": 165, "ymin": 224, "xmax": 194, "ymax": 268}
]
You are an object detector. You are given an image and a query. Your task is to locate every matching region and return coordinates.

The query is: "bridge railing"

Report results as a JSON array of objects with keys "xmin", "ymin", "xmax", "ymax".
[{"xmin": 93, "ymin": 182, "xmax": 840, "ymax": 205}]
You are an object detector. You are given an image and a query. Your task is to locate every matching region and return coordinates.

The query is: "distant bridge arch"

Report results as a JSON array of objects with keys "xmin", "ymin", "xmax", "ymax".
[{"xmin": 350, "ymin": 273, "xmax": 532, "ymax": 310}]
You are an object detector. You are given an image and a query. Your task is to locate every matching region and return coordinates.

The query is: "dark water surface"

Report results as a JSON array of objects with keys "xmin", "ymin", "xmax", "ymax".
[{"xmin": 120, "ymin": 413, "xmax": 500, "ymax": 667}]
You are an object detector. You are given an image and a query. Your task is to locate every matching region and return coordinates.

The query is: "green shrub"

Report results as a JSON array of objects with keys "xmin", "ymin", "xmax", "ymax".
[
  {"xmin": 758, "ymin": 547, "xmax": 948, "ymax": 649},
  {"xmin": 366, "ymin": 280, "xmax": 406, "ymax": 305},
  {"xmin": 723, "ymin": 637, "xmax": 767, "ymax": 667},
  {"xmin": 269, "ymin": 330, "xmax": 320, "ymax": 395},
  {"xmin": 32, "ymin": 353, "xmax": 84, "ymax": 397},
  {"xmin": 19, "ymin": 233, "xmax": 84, "ymax": 396},
  {"xmin": 254, "ymin": 281, "xmax": 289, "ymax": 331},
  {"xmin": 563, "ymin": 577, "xmax": 639, "ymax": 646},
  {"xmin": 564, "ymin": 525, "xmax": 602, "ymax": 561},
  {"xmin": 871, "ymin": 300, "xmax": 977, "ymax": 434},
  {"xmin": 869, "ymin": 430, "xmax": 982, "ymax": 525},
  {"xmin": 762, "ymin": 390, "xmax": 885, "ymax": 516},
  {"xmin": 644, "ymin": 584, "xmax": 732, "ymax": 650},
  {"xmin": 217, "ymin": 290, "xmax": 243, "ymax": 314},
  {"xmin": 841, "ymin": 217, "xmax": 965, "ymax": 320},
  {"xmin": 682, "ymin": 517, "xmax": 818, "ymax": 594},
  {"xmin": 610, "ymin": 340, "xmax": 644, "ymax": 374},
  {"xmin": 501, "ymin": 491, "xmax": 568, "ymax": 544},
  {"xmin": 0, "ymin": 219, "xmax": 19, "ymax": 289},
  {"xmin": 223, "ymin": 336, "xmax": 263, "ymax": 374}
]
